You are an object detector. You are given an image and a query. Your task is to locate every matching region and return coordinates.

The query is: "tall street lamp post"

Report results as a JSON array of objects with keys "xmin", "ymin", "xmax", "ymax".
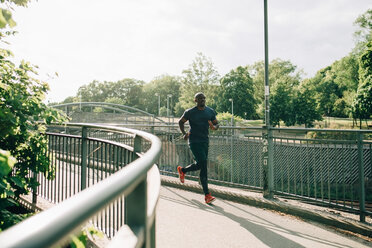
[
  {"xmin": 155, "ymin": 93, "xmax": 160, "ymax": 116},
  {"xmin": 167, "ymin": 94, "xmax": 172, "ymax": 124},
  {"xmin": 229, "ymin": 98, "xmax": 234, "ymax": 126},
  {"xmin": 229, "ymin": 98, "xmax": 234, "ymax": 182},
  {"xmin": 264, "ymin": 0, "xmax": 270, "ymax": 126},
  {"xmin": 263, "ymin": 0, "xmax": 273, "ymax": 199}
]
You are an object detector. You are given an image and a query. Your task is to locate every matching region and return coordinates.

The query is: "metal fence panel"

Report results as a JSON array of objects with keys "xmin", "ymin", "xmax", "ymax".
[{"xmin": 149, "ymin": 125, "xmax": 371, "ymax": 217}]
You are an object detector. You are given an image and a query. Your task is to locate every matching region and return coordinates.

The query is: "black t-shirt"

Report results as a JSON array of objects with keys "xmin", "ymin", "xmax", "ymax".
[{"xmin": 181, "ymin": 106, "xmax": 217, "ymax": 143}]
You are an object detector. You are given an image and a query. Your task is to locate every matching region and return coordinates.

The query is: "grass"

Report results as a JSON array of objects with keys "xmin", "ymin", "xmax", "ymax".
[
  {"xmin": 314, "ymin": 117, "xmax": 371, "ymax": 130},
  {"xmin": 159, "ymin": 115, "xmax": 371, "ymax": 130}
]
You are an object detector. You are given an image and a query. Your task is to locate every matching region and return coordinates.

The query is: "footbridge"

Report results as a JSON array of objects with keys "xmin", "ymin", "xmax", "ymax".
[
  {"xmin": 0, "ymin": 123, "xmax": 371, "ymax": 247},
  {"xmin": 52, "ymin": 102, "xmax": 166, "ymax": 125}
]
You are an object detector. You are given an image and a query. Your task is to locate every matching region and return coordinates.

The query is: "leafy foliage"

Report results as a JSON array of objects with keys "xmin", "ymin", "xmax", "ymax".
[
  {"xmin": 352, "ymin": 40, "xmax": 372, "ymax": 126},
  {"xmin": 1, "ymin": 28, "xmax": 66, "ymax": 230},
  {"xmin": 293, "ymin": 86, "xmax": 322, "ymax": 127},
  {"xmin": 0, "ymin": 1, "xmax": 29, "ymax": 33},
  {"xmin": 270, "ymin": 81, "xmax": 295, "ymax": 127},
  {"xmin": 57, "ymin": 10, "xmax": 371, "ymax": 129},
  {"xmin": 218, "ymin": 66, "xmax": 258, "ymax": 119},
  {"xmin": 353, "ymin": 9, "xmax": 372, "ymax": 54},
  {"xmin": 0, "ymin": 208, "xmax": 31, "ymax": 231},
  {"xmin": 176, "ymin": 52, "xmax": 220, "ymax": 115},
  {"xmin": 142, "ymin": 74, "xmax": 181, "ymax": 116},
  {"xmin": 68, "ymin": 226, "xmax": 104, "ymax": 248},
  {"xmin": 216, "ymin": 112, "xmax": 244, "ymax": 126},
  {"xmin": 77, "ymin": 79, "xmax": 145, "ymax": 109}
]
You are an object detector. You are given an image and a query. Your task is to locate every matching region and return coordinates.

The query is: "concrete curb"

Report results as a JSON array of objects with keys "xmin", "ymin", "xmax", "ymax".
[{"xmin": 161, "ymin": 175, "xmax": 372, "ymax": 238}]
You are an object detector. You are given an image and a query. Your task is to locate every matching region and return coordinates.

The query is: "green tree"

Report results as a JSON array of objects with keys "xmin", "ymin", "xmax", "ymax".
[
  {"xmin": 76, "ymin": 78, "xmax": 145, "ymax": 109},
  {"xmin": 269, "ymin": 81, "xmax": 294, "ymax": 127},
  {"xmin": 307, "ymin": 66, "xmax": 343, "ymax": 117},
  {"xmin": 293, "ymin": 86, "xmax": 322, "ymax": 128},
  {"xmin": 249, "ymin": 59, "xmax": 302, "ymax": 118},
  {"xmin": 1, "ymin": 44, "xmax": 65, "ymax": 231},
  {"xmin": 305, "ymin": 10, "xmax": 371, "ymax": 119},
  {"xmin": 142, "ymin": 75, "xmax": 181, "ymax": 116},
  {"xmin": 308, "ymin": 55, "xmax": 359, "ymax": 118},
  {"xmin": 0, "ymin": 0, "xmax": 27, "ymax": 29},
  {"xmin": 330, "ymin": 55, "xmax": 360, "ymax": 117},
  {"xmin": 331, "ymin": 55, "xmax": 360, "ymax": 92},
  {"xmin": 176, "ymin": 52, "xmax": 220, "ymax": 116},
  {"xmin": 332, "ymin": 98, "xmax": 348, "ymax": 117},
  {"xmin": 104, "ymin": 97, "xmax": 125, "ymax": 105},
  {"xmin": 352, "ymin": 40, "xmax": 372, "ymax": 127},
  {"xmin": 120, "ymin": 79, "xmax": 145, "ymax": 109},
  {"xmin": 77, "ymin": 80, "xmax": 105, "ymax": 102},
  {"xmin": 0, "ymin": 0, "xmax": 66, "ymax": 230},
  {"xmin": 218, "ymin": 66, "xmax": 257, "ymax": 119},
  {"xmin": 353, "ymin": 9, "xmax": 372, "ymax": 54},
  {"xmin": 61, "ymin": 96, "xmax": 76, "ymax": 104}
]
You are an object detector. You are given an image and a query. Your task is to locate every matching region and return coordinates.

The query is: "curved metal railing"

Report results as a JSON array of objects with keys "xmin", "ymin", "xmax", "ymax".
[
  {"xmin": 0, "ymin": 123, "xmax": 162, "ymax": 248},
  {"xmin": 119, "ymin": 124, "xmax": 372, "ymax": 221}
]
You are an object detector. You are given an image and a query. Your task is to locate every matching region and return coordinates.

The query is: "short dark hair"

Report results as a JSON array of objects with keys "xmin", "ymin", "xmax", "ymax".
[{"xmin": 194, "ymin": 92, "xmax": 205, "ymax": 99}]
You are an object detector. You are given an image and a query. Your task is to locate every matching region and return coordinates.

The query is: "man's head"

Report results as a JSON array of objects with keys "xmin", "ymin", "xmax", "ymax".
[{"xmin": 194, "ymin": 92, "xmax": 206, "ymax": 108}]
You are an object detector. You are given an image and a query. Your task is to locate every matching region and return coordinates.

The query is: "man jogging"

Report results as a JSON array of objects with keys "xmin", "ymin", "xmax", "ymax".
[{"xmin": 177, "ymin": 92, "xmax": 219, "ymax": 204}]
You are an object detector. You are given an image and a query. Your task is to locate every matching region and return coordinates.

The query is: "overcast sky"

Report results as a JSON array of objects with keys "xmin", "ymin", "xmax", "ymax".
[{"xmin": 4, "ymin": 0, "xmax": 371, "ymax": 102}]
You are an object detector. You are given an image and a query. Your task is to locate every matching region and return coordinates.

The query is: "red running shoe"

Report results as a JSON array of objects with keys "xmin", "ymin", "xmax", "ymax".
[
  {"xmin": 205, "ymin": 193, "xmax": 216, "ymax": 204},
  {"xmin": 177, "ymin": 166, "xmax": 185, "ymax": 183}
]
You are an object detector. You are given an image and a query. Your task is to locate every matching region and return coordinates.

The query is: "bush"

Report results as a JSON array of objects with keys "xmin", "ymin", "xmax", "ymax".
[
  {"xmin": 0, "ymin": 45, "xmax": 66, "ymax": 230},
  {"xmin": 216, "ymin": 112, "xmax": 244, "ymax": 126},
  {"xmin": 306, "ymin": 131, "xmax": 358, "ymax": 141}
]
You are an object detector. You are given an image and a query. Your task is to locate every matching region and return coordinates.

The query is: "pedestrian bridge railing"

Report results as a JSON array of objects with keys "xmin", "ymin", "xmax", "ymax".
[
  {"xmin": 0, "ymin": 123, "xmax": 162, "ymax": 248},
  {"xmin": 116, "ymin": 124, "xmax": 372, "ymax": 222}
]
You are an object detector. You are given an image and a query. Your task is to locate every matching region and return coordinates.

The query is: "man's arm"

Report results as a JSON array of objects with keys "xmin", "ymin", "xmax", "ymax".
[
  {"xmin": 179, "ymin": 117, "xmax": 190, "ymax": 140},
  {"xmin": 208, "ymin": 119, "xmax": 219, "ymax": 130}
]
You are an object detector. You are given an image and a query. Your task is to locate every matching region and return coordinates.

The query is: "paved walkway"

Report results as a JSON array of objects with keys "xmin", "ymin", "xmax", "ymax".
[
  {"xmin": 157, "ymin": 185, "xmax": 371, "ymax": 248},
  {"xmin": 21, "ymin": 173, "xmax": 372, "ymax": 247},
  {"xmin": 159, "ymin": 175, "xmax": 372, "ymax": 247}
]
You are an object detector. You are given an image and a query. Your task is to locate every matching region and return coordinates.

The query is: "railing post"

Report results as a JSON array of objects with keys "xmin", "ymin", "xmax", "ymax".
[
  {"xmin": 124, "ymin": 134, "xmax": 147, "ymax": 247},
  {"xmin": 230, "ymin": 128, "xmax": 234, "ymax": 182},
  {"xmin": 357, "ymin": 131, "xmax": 365, "ymax": 222},
  {"xmin": 268, "ymin": 127, "xmax": 274, "ymax": 195},
  {"xmin": 150, "ymin": 217, "xmax": 156, "ymax": 248},
  {"xmin": 81, "ymin": 126, "xmax": 88, "ymax": 191},
  {"xmin": 262, "ymin": 125, "xmax": 273, "ymax": 199},
  {"xmin": 125, "ymin": 178, "xmax": 148, "ymax": 248},
  {"xmin": 133, "ymin": 135, "xmax": 142, "ymax": 158},
  {"xmin": 32, "ymin": 171, "xmax": 37, "ymax": 207}
]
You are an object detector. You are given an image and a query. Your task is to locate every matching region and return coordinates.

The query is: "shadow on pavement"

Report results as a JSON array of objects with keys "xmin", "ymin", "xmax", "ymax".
[
  {"xmin": 211, "ymin": 200, "xmax": 356, "ymax": 248},
  {"xmin": 161, "ymin": 186, "xmax": 361, "ymax": 248}
]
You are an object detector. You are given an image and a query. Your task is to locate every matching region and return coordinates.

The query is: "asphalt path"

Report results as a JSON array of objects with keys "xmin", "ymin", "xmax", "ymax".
[{"xmin": 156, "ymin": 186, "xmax": 370, "ymax": 248}]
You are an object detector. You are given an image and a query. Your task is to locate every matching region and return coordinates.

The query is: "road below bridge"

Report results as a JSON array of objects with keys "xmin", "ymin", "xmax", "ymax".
[{"xmin": 156, "ymin": 185, "xmax": 370, "ymax": 248}]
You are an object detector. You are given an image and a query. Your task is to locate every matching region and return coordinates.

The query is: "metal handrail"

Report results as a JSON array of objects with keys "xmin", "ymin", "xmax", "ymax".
[
  {"xmin": 142, "ymin": 124, "xmax": 371, "ymax": 221},
  {"xmin": 0, "ymin": 123, "xmax": 162, "ymax": 248}
]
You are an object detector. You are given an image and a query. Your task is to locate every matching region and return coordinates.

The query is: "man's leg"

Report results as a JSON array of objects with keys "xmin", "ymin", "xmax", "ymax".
[
  {"xmin": 184, "ymin": 143, "xmax": 209, "ymax": 194},
  {"xmin": 197, "ymin": 143, "xmax": 215, "ymax": 203},
  {"xmin": 199, "ymin": 159, "xmax": 209, "ymax": 194},
  {"xmin": 177, "ymin": 143, "xmax": 202, "ymax": 183},
  {"xmin": 182, "ymin": 143, "xmax": 205, "ymax": 173},
  {"xmin": 198, "ymin": 142, "xmax": 209, "ymax": 194}
]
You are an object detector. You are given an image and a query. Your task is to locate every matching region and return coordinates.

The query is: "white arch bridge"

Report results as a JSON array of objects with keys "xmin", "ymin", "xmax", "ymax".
[{"xmin": 52, "ymin": 102, "xmax": 166, "ymax": 125}]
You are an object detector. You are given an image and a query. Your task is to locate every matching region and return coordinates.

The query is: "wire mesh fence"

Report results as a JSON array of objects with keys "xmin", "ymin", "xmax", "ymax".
[
  {"xmin": 148, "ymin": 125, "xmax": 372, "ymax": 219},
  {"xmin": 42, "ymin": 123, "xmax": 372, "ymax": 222},
  {"xmin": 37, "ymin": 125, "xmax": 158, "ymax": 239},
  {"xmin": 271, "ymin": 129, "xmax": 372, "ymax": 214}
]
